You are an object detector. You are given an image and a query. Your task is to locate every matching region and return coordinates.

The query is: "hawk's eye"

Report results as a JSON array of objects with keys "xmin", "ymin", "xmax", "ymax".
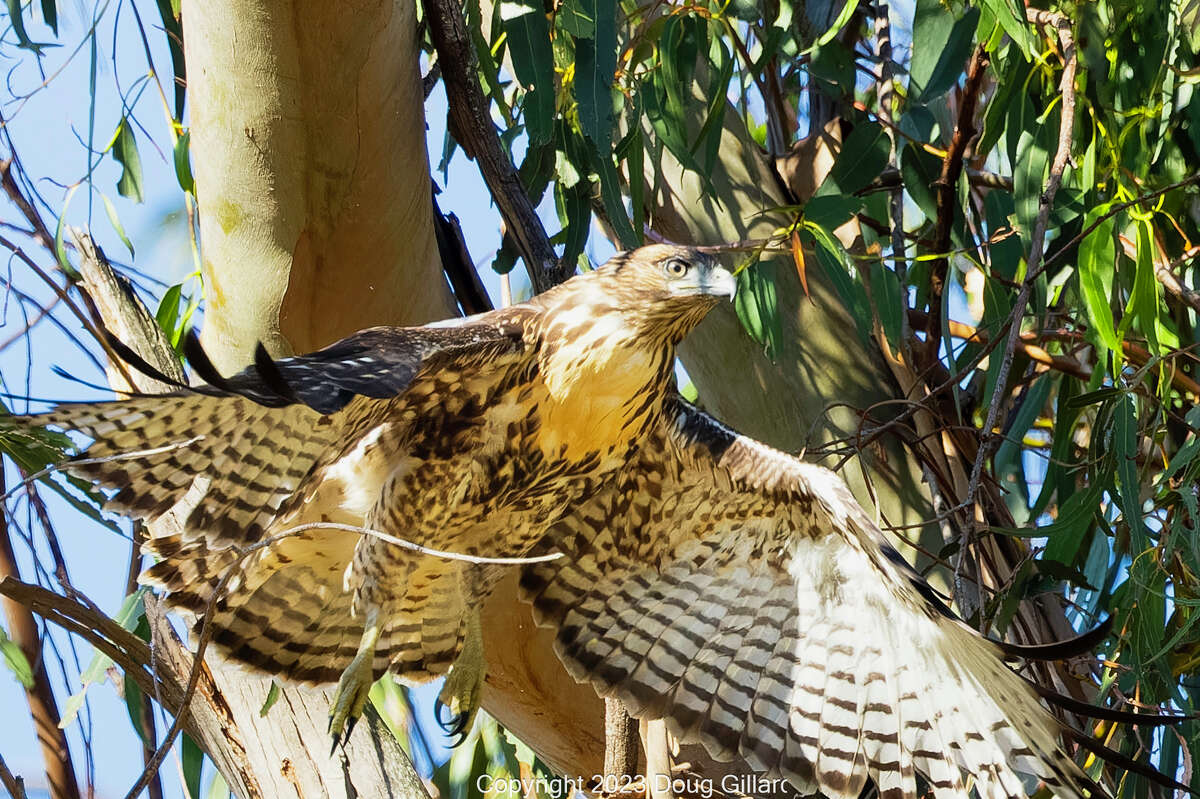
[{"xmin": 663, "ymin": 258, "xmax": 691, "ymax": 278}]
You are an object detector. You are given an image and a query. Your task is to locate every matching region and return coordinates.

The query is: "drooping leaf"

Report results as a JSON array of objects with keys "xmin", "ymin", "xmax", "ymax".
[
  {"xmin": 574, "ymin": 0, "xmax": 616, "ymax": 155},
  {"xmin": 806, "ymin": 223, "xmax": 873, "ymax": 345},
  {"xmin": 1077, "ymin": 209, "xmax": 1120, "ymax": 353},
  {"xmin": 181, "ymin": 733, "xmax": 204, "ymax": 799},
  {"xmin": 60, "ymin": 589, "xmax": 148, "ymax": 728},
  {"xmin": 0, "ymin": 626, "xmax": 34, "ymax": 689},
  {"xmin": 818, "ymin": 122, "xmax": 890, "ymax": 196},
  {"xmin": 174, "ymin": 129, "xmax": 194, "ymax": 194},
  {"xmin": 40, "ymin": 0, "xmax": 56, "ymax": 35},
  {"xmin": 100, "ymin": 193, "xmax": 135, "ymax": 259},
  {"xmin": 733, "ymin": 258, "xmax": 784, "ymax": 359},
  {"xmin": 869, "ymin": 261, "xmax": 903, "ymax": 352},
  {"xmin": 910, "ymin": 2, "xmax": 980, "ymax": 101},
  {"xmin": 501, "ymin": 1, "xmax": 555, "ymax": 145},
  {"xmin": 111, "ymin": 118, "xmax": 145, "ymax": 203},
  {"xmin": 978, "ymin": 0, "xmax": 1035, "ymax": 57},
  {"xmin": 154, "ymin": 0, "xmax": 186, "ymax": 118},
  {"xmin": 1113, "ymin": 394, "xmax": 1147, "ymax": 554}
]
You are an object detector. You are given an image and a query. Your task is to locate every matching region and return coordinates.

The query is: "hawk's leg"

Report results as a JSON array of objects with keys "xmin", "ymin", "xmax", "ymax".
[
  {"xmin": 435, "ymin": 606, "xmax": 486, "ymax": 745},
  {"xmin": 328, "ymin": 605, "xmax": 380, "ymax": 750}
]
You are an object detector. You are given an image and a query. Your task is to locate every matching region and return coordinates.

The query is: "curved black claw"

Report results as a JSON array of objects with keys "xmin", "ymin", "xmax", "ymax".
[
  {"xmin": 434, "ymin": 696, "xmax": 471, "ymax": 747},
  {"xmin": 328, "ymin": 711, "xmax": 361, "ymax": 756}
]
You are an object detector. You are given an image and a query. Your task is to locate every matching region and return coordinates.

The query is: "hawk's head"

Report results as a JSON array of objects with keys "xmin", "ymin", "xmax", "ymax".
[{"xmin": 575, "ymin": 245, "xmax": 736, "ymax": 341}]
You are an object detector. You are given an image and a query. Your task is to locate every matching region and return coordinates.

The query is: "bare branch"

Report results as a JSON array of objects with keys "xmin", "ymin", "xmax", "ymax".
[
  {"xmin": 966, "ymin": 10, "xmax": 1078, "ymax": 513},
  {"xmin": 422, "ymin": 0, "xmax": 569, "ymax": 292}
]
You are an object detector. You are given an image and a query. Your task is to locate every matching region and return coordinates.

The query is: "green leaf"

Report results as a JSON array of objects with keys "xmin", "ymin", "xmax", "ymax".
[
  {"xmin": 555, "ymin": 180, "xmax": 591, "ymax": 265},
  {"xmin": 733, "ymin": 258, "xmax": 783, "ymax": 359},
  {"xmin": 900, "ymin": 141, "xmax": 940, "ymax": 222},
  {"xmin": 589, "ymin": 146, "xmax": 637, "ymax": 247},
  {"xmin": 501, "ymin": 1, "xmax": 554, "ymax": 146},
  {"xmin": 995, "ymin": 373, "xmax": 1053, "ymax": 510},
  {"xmin": 818, "ymin": 122, "xmax": 890, "ymax": 196},
  {"xmin": 154, "ymin": 0, "xmax": 186, "ymax": 118},
  {"xmin": 1012, "ymin": 126, "xmax": 1048, "ymax": 255},
  {"xmin": 4, "ymin": 0, "xmax": 50, "ymax": 52},
  {"xmin": 100, "ymin": 193, "xmax": 135, "ymax": 259},
  {"xmin": 556, "ymin": 0, "xmax": 594, "ymax": 37},
  {"xmin": 813, "ymin": 0, "xmax": 859, "ymax": 46},
  {"xmin": 910, "ymin": 2, "xmax": 980, "ymax": 101},
  {"xmin": 693, "ymin": 36, "xmax": 733, "ymax": 176},
  {"xmin": 259, "ymin": 680, "xmax": 281, "ymax": 717},
  {"xmin": 40, "ymin": 0, "xmax": 56, "ymax": 35},
  {"xmin": 1077, "ymin": 209, "xmax": 1120, "ymax": 352},
  {"xmin": 205, "ymin": 770, "xmax": 229, "ymax": 799},
  {"xmin": 806, "ymin": 224, "xmax": 873, "ymax": 345},
  {"xmin": 1114, "ymin": 394, "xmax": 1147, "ymax": 553},
  {"xmin": 60, "ymin": 589, "xmax": 148, "ymax": 728},
  {"xmin": 155, "ymin": 284, "xmax": 184, "ymax": 345},
  {"xmin": 978, "ymin": 0, "xmax": 1034, "ymax": 57},
  {"xmin": 123, "ymin": 673, "xmax": 151, "ymax": 747},
  {"xmin": 977, "ymin": 46, "xmax": 1030, "ymax": 159},
  {"xmin": 173, "ymin": 129, "xmax": 194, "ymax": 194},
  {"xmin": 112, "ymin": 118, "xmax": 145, "ymax": 203},
  {"xmin": 1042, "ymin": 485, "xmax": 1103, "ymax": 563},
  {"xmin": 808, "ymin": 38, "xmax": 855, "ymax": 98},
  {"xmin": 803, "ymin": 193, "xmax": 860, "ymax": 229},
  {"xmin": 574, "ymin": 0, "xmax": 616, "ymax": 155},
  {"xmin": 0, "ymin": 626, "xmax": 33, "ymax": 689},
  {"xmin": 182, "ymin": 733, "xmax": 204, "ymax": 799},
  {"xmin": 869, "ymin": 262, "xmax": 903, "ymax": 352},
  {"xmin": 643, "ymin": 85, "xmax": 701, "ymax": 176},
  {"xmin": 1125, "ymin": 221, "xmax": 1161, "ymax": 354}
]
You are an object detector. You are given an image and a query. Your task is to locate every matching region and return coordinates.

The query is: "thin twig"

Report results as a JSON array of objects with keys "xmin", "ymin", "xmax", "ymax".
[
  {"xmin": 421, "ymin": 0, "xmax": 568, "ymax": 292},
  {"xmin": 925, "ymin": 45, "xmax": 990, "ymax": 353},
  {"xmin": 965, "ymin": 10, "xmax": 1078, "ymax": 514}
]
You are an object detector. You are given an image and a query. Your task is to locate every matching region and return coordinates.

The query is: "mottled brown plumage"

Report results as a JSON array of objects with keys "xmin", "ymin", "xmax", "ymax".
[{"xmin": 28, "ymin": 244, "xmax": 1180, "ymax": 798}]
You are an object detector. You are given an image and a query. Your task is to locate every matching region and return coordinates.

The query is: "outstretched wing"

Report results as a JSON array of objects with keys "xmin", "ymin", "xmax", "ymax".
[
  {"xmin": 520, "ymin": 397, "xmax": 1097, "ymax": 799},
  {"xmin": 38, "ymin": 319, "xmax": 528, "ymax": 538},
  {"xmin": 29, "ymin": 319, "xmax": 531, "ymax": 682}
]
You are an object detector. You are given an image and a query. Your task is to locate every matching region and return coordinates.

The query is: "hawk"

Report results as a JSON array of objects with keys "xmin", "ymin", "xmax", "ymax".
[{"xmin": 30, "ymin": 245, "xmax": 1184, "ymax": 799}]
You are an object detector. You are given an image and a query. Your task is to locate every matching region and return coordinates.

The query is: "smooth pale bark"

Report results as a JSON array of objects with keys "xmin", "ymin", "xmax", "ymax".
[{"xmin": 184, "ymin": 0, "xmax": 454, "ymax": 369}]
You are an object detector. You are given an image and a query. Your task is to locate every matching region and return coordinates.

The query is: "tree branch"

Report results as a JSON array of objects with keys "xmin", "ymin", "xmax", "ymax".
[
  {"xmin": 0, "ymin": 472, "xmax": 82, "ymax": 799},
  {"xmin": 925, "ymin": 45, "xmax": 990, "ymax": 354},
  {"xmin": 422, "ymin": 0, "xmax": 569, "ymax": 292},
  {"xmin": 966, "ymin": 10, "xmax": 1077, "ymax": 512}
]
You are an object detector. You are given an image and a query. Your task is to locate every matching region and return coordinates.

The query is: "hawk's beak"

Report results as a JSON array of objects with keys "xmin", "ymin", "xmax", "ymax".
[{"xmin": 702, "ymin": 267, "xmax": 737, "ymax": 301}]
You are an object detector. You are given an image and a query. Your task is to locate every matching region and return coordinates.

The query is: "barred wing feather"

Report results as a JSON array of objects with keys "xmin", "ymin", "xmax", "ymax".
[{"xmin": 521, "ymin": 398, "xmax": 1096, "ymax": 799}]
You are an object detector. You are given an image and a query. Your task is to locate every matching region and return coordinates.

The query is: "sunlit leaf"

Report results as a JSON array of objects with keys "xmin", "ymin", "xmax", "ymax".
[
  {"xmin": 501, "ymin": 1, "xmax": 554, "ymax": 145},
  {"xmin": 574, "ymin": 0, "xmax": 616, "ymax": 155},
  {"xmin": 112, "ymin": 117, "xmax": 146, "ymax": 203},
  {"xmin": 100, "ymin": 193, "xmax": 135, "ymax": 259},
  {"xmin": 1077, "ymin": 209, "xmax": 1120, "ymax": 353},
  {"xmin": 0, "ymin": 626, "xmax": 34, "ymax": 689}
]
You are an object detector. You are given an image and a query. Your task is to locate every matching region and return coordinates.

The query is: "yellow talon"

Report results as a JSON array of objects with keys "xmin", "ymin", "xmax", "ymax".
[
  {"xmin": 328, "ymin": 607, "xmax": 380, "ymax": 751},
  {"xmin": 436, "ymin": 609, "xmax": 487, "ymax": 744}
]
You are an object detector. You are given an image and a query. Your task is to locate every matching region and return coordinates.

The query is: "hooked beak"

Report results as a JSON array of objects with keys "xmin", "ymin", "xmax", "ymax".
[{"xmin": 701, "ymin": 266, "xmax": 737, "ymax": 301}]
